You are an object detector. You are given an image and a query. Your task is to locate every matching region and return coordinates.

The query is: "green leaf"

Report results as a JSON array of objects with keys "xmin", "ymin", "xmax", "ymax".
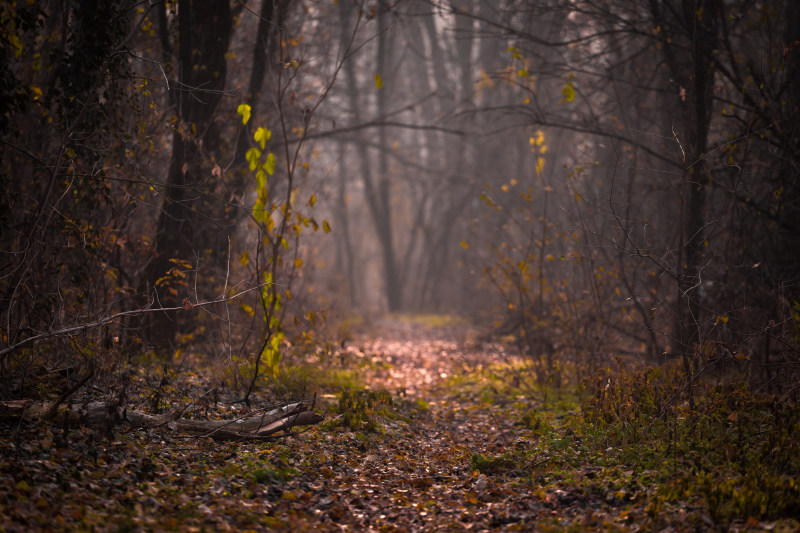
[
  {"xmin": 254, "ymin": 127, "xmax": 271, "ymax": 149},
  {"xmin": 237, "ymin": 104, "xmax": 252, "ymax": 125},
  {"xmin": 374, "ymin": 73, "xmax": 383, "ymax": 90}
]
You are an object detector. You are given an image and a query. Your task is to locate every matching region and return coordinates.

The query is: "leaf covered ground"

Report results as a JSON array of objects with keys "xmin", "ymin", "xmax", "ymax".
[{"xmin": 2, "ymin": 316, "xmax": 799, "ymax": 531}]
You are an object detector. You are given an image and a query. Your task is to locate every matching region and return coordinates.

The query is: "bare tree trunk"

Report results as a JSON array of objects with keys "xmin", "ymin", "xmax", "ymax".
[
  {"xmin": 340, "ymin": 0, "xmax": 401, "ymax": 312},
  {"xmin": 143, "ymin": 0, "xmax": 231, "ymax": 350},
  {"xmin": 648, "ymin": 0, "xmax": 718, "ymax": 391},
  {"xmin": 375, "ymin": 0, "xmax": 401, "ymax": 311},
  {"xmin": 335, "ymin": 141, "xmax": 358, "ymax": 306}
]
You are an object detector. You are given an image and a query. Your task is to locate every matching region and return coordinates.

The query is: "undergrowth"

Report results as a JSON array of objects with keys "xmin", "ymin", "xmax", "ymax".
[
  {"xmin": 461, "ymin": 359, "xmax": 800, "ymax": 527},
  {"xmin": 580, "ymin": 363, "xmax": 800, "ymax": 524}
]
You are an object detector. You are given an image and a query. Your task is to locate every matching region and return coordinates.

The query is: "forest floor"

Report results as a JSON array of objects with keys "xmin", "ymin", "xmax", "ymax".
[{"xmin": 1, "ymin": 316, "xmax": 798, "ymax": 531}]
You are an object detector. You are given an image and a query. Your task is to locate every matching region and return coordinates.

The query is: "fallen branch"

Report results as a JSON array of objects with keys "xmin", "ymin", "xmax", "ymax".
[{"xmin": 0, "ymin": 399, "xmax": 324, "ymax": 441}]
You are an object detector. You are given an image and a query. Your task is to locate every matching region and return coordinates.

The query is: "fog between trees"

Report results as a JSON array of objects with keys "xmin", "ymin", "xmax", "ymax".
[{"xmin": 1, "ymin": 0, "xmax": 798, "ymax": 391}]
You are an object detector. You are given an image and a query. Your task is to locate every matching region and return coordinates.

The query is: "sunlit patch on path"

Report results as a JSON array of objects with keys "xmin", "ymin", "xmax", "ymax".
[{"xmin": 347, "ymin": 315, "xmax": 518, "ymax": 396}]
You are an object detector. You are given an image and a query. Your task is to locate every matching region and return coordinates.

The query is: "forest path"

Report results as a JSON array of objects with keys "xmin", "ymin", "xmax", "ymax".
[
  {"xmin": 0, "ymin": 317, "xmax": 625, "ymax": 532},
  {"xmin": 260, "ymin": 316, "xmax": 620, "ymax": 531}
]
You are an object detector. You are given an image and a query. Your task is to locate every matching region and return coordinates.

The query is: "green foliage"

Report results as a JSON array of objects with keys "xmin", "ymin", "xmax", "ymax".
[
  {"xmin": 520, "ymin": 409, "xmax": 552, "ymax": 436},
  {"xmin": 580, "ymin": 367, "xmax": 800, "ymax": 523},
  {"xmin": 580, "ymin": 362, "xmax": 682, "ymax": 444},
  {"xmin": 235, "ymin": 104, "xmax": 334, "ymax": 393},
  {"xmin": 470, "ymin": 452, "xmax": 517, "ymax": 475},
  {"xmin": 252, "ymin": 465, "xmax": 295, "ymax": 484},
  {"xmin": 698, "ymin": 471, "xmax": 800, "ymax": 524},
  {"xmin": 338, "ymin": 389, "xmax": 393, "ymax": 432}
]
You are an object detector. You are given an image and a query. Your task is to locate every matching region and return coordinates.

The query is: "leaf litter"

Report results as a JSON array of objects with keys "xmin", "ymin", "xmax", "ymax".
[{"xmin": 2, "ymin": 317, "xmax": 798, "ymax": 531}]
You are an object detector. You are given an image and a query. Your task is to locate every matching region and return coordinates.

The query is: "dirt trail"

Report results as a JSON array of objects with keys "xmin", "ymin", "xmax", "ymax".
[
  {"xmin": 272, "ymin": 317, "xmax": 543, "ymax": 531},
  {"xmin": 348, "ymin": 316, "xmax": 510, "ymax": 395},
  {"xmin": 259, "ymin": 317, "xmax": 607, "ymax": 531}
]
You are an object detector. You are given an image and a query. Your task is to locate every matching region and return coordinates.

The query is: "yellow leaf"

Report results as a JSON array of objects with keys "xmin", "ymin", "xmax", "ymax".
[
  {"xmin": 322, "ymin": 220, "xmax": 331, "ymax": 233},
  {"xmin": 240, "ymin": 251, "xmax": 250, "ymax": 267},
  {"xmin": 308, "ymin": 194, "xmax": 316, "ymax": 207},
  {"xmin": 562, "ymin": 82, "xmax": 576, "ymax": 102},
  {"xmin": 264, "ymin": 152, "xmax": 276, "ymax": 175},
  {"xmin": 460, "ymin": 241, "xmax": 470, "ymax": 249},
  {"xmin": 294, "ymin": 258, "xmax": 303, "ymax": 268},
  {"xmin": 246, "ymin": 147, "xmax": 261, "ymax": 171},
  {"xmin": 535, "ymin": 157, "xmax": 545, "ymax": 174},
  {"xmin": 374, "ymin": 73, "xmax": 383, "ymax": 90},
  {"xmin": 237, "ymin": 104, "xmax": 251, "ymax": 124},
  {"xmin": 240, "ymin": 304, "xmax": 255, "ymax": 316},
  {"xmin": 254, "ymin": 127, "xmax": 271, "ymax": 149}
]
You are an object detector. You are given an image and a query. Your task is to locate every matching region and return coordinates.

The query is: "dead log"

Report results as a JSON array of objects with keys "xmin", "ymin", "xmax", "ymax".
[{"xmin": 0, "ymin": 399, "xmax": 324, "ymax": 440}]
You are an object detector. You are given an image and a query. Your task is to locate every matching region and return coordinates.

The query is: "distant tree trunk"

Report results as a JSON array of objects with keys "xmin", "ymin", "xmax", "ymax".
[
  {"xmin": 335, "ymin": 141, "xmax": 358, "ymax": 306},
  {"xmin": 375, "ymin": 0, "xmax": 402, "ymax": 311},
  {"xmin": 156, "ymin": 0, "xmax": 174, "ymax": 107},
  {"xmin": 418, "ymin": 0, "xmax": 477, "ymax": 310},
  {"xmin": 340, "ymin": 0, "xmax": 401, "ymax": 312},
  {"xmin": 143, "ymin": 0, "xmax": 231, "ymax": 350}
]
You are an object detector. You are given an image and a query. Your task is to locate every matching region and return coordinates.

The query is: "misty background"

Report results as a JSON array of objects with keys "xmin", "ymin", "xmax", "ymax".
[{"xmin": 2, "ymin": 0, "xmax": 798, "ymax": 391}]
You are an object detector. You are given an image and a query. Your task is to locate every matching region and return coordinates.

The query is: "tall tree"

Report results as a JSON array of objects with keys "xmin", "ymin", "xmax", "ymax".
[
  {"xmin": 143, "ymin": 0, "xmax": 232, "ymax": 349},
  {"xmin": 339, "ymin": 0, "xmax": 402, "ymax": 311}
]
